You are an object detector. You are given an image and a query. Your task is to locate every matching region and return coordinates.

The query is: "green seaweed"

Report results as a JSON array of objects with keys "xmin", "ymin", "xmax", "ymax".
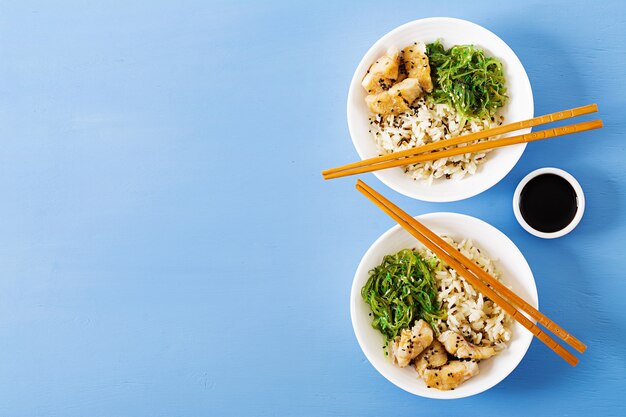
[
  {"xmin": 426, "ymin": 40, "xmax": 508, "ymax": 119},
  {"xmin": 361, "ymin": 249, "xmax": 445, "ymax": 347}
]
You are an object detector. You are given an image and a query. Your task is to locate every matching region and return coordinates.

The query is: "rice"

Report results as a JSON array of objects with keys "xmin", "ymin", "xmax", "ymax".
[
  {"xmin": 420, "ymin": 237, "xmax": 512, "ymax": 350},
  {"xmin": 369, "ymin": 99, "xmax": 503, "ymax": 184}
]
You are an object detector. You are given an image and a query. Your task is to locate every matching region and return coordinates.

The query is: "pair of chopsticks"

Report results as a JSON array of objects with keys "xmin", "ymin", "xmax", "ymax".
[
  {"xmin": 323, "ymin": 104, "xmax": 602, "ymax": 179},
  {"xmin": 356, "ymin": 179, "xmax": 586, "ymax": 366}
]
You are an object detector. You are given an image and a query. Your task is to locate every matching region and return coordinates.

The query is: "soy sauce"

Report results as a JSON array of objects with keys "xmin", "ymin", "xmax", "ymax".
[{"xmin": 519, "ymin": 174, "xmax": 578, "ymax": 233}]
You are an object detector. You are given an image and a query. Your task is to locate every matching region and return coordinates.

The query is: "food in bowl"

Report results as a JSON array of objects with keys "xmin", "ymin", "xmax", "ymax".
[
  {"xmin": 361, "ymin": 237, "xmax": 512, "ymax": 390},
  {"xmin": 363, "ymin": 41, "xmax": 508, "ymax": 183}
]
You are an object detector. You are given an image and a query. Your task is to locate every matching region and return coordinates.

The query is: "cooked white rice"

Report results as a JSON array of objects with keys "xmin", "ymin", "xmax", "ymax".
[
  {"xmin": 369, "ymin": 99, "xmax": 504, "ymax": 184},
  {"xmin": 421, "ymin": 237, "xmax": 512, "ymax": 350}
]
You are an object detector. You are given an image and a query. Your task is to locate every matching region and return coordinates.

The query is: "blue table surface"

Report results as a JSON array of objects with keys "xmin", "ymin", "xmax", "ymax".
[{"xmin": 1, "ymin": 1, "xmax": 625, "ymax": 416}]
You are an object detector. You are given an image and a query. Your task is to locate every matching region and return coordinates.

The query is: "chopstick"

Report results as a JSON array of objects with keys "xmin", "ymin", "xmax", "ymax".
[
  {"xmin": 356, "ymin": 179, "xmax": 579, "ymax": 366},
  {"xmin": 323, "ymin": 104, "xmax": 600, "ymax": 180},
  {"xmin": 329, "ymin": 119, "xmax": 602, "ymax": 179},
  {"xmin": 356, "ymin": 179, "xmax": 584, "ymax": 366},
  {"xmin": 357, "ymin": 178, "xmax": 586, "ymax": 354}
]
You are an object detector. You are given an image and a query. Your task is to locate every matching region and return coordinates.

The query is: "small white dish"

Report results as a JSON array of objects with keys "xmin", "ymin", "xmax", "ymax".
[
  {"xmin": 350, "ymin": 212, "xmax": 537, "ymax": 399},
  {"xmin": 347, "ymin": 17, "xmax": 534, "ymax": 202},
  {"xmin": 513, "ymin": 167, "xmax": 585, "ymax": 239}
]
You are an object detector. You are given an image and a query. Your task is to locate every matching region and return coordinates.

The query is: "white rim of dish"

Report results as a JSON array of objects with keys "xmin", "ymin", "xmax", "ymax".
[
  {"xmin": 350, "ymin": 212, "xmax": 537, "ymax": 399},
  {"xmin": 512, "ymin": 167, "xmax": 585, "ymax": 239},
  {"xmin": 346, "ymin": 17, "xmax": 534, "ymax": 202}
]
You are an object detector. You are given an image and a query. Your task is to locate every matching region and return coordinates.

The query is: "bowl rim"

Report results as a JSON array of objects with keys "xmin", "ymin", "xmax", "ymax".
[
  {"xmin": 346, "ymin": 17, "xmax": 535, "ymax": 202},
  {"xmin": 512, "ymin": 167, "xmax": 586, "ymax": 239},
  {"xmin": 350, "ymin": 211, "xmax": 538, "ymax": 399}
]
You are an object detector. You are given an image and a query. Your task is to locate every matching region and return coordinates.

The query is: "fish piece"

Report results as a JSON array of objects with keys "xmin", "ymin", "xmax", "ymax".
[
  {"xmin": 396, "ymin": 54, "xmax": 408, "ymax": 83},
  {"xmin": 402, "ymin": 43, "xmax": 433, "ymax": 93},
  {"xmin": 438, "ymin": 330, "xmax": 496, "ymax": 360},
  {"xmin": 361, "ymin": 48, "xmax": 401, "ymax": 94},
  {"xmin": 389, "ymin": 319, "xmax": 433, "ymax": 368},
  {"xmin": 414, "ymin": 340, "xmax": 448, "ymax": 373},
  {"xmin": 365, "ymin": 78, "xmax": 423, "ymax": 115},
  {"xmin": 421, "ymin": 360, "xmax": 479, "ymax": 391},
  {"xmin": 387, "ymin": 77, "xmax": 423, "ymax": 104}
]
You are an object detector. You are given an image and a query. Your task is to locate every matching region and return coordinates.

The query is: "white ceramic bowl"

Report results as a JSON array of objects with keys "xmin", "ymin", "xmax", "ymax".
[
  {"xmin": 347, "ymin": 18, "xmax": 534, "ymax": 202},
  {"xmin": 513, "ymin": 167, "xmax": 585, "ymax": 239},
  {"xmin": 350, "ymin": 212, "xmax": 538, "ymax": 399}
]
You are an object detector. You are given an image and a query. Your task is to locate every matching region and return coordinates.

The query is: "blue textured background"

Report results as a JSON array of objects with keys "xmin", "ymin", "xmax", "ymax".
[{"xmin": 0, "ymin": 1, "xmax": 624, "ymax": 416}]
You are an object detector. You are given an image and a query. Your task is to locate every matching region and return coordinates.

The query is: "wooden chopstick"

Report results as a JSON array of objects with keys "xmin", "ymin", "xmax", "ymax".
[
  {"xmin": 323, "ymin": 104, "xmax": 600, "ymax": 180},
  {"xmin": 328, "ymin": 119, "xmax": 602, "ymax": 179},
  {"xmin": 324, "ymin": 104, "xmax": 597, "ymax": 178},
  {"xmin": 356, "ymin": 179, "xmax": 582, "ymax": 366},
  {"xmin": 355, "ymin": 178, "xmax": 586, "ymax": 354},
  {"xmin": 356, "ymin": 179, "xmax": 579, "ymax": 366}
]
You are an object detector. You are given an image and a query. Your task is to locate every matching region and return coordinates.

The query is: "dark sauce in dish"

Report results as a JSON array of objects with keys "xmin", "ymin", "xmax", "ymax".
[{"xmin": 519, "ymin": 174, "xmax": 578, "ymax": 233}]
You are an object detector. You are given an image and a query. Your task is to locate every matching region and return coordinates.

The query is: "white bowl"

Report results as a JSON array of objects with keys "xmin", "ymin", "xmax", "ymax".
[
  {"xmin": 513, "ymin": 167, "xmax": 585, "ymax": 239},
  {"xmin": 350, "ymin": 212, "xmax": 538, "ymax": 399},
  {"xmin": 347, "ymin": 18, "xmax": 534, "ymax": 202}
]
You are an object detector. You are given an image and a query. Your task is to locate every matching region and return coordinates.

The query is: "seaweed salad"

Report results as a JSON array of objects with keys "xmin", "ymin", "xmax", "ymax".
[
  {"xmin": 361, "ymin": 249, "xmax": 445, "ymax": 346},
  {"xmin": 426, "ymin": 40, "xmax": 508, "ymax": 119}
]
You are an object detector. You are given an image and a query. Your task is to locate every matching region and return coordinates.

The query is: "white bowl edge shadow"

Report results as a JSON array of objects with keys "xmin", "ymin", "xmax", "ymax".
[
  {"xmin": 347, "ymin": 17, "xmax": 534, "ymax": 202},
  {"xmin": 350, "ymin": 212, "xmax": 538, "ymax": 399}
]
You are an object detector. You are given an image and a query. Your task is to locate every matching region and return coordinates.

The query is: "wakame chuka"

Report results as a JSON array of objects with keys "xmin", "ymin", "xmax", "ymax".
[
  {"xmin": 426, "ymin": 40, "xmax": 508, "ymax": 119},
  {"xmin": 361, "ymin": 249, "xmax": 446, "ymax": 347}
]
